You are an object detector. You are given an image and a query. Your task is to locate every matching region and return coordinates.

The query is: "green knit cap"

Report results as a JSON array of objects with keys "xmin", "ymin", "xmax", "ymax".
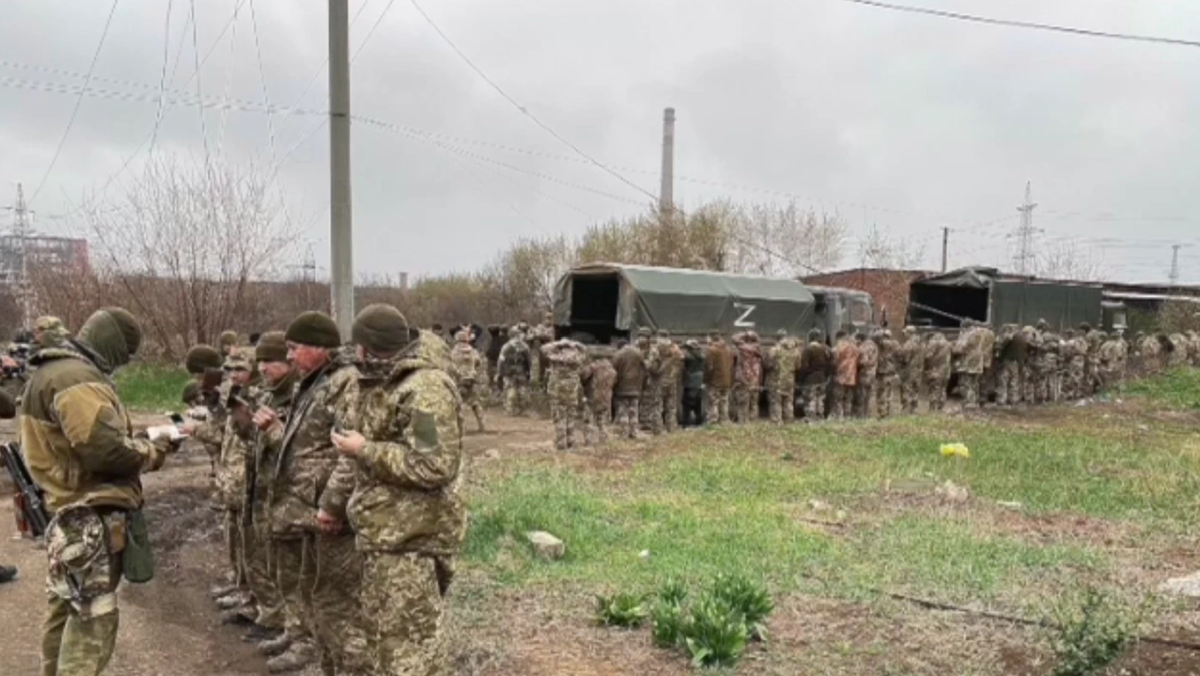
[
  {"xmin": 218, "ymin": 330, "xmax": 239, "ymax": 351},
  {"xmin": 351, "ymin": 304, "xmax": 410, "ymax": 355},
  {"xmin": 285, "ymin": 311, "xmax": 341, "ymax": 348},
  {"xmin": 255, "ymin": 331, "xmax": 288, "ymax": 363},
  {"xmin": 184, "ymin": 344, "xmax": 223, "ymax": 375},
  {"xmin": 181, "ymin": 380, "xmax": 200, "ymax": 405}
]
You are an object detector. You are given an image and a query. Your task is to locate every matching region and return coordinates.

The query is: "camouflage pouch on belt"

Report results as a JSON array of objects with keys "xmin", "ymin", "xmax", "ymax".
[
  {"xmin": 46, "ymin": 506, "xmax": 120, "ymax": 618},
  {"xmin": 121, "ymin": 509, "xmax": 155, "ymax": 584}
]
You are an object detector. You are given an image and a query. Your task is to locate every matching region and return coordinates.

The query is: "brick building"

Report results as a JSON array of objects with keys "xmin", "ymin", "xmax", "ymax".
[{"xmin": 801, "ymin": 268, "xmax": 931, "ymax": 327}]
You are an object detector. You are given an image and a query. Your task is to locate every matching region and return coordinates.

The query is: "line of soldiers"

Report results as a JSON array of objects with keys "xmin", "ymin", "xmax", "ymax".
[
  {"xmin": 184, "ymin": 305, "xmax": 465, "ymax": 676},
  {"xmin": 481, "ymin": 319, "xmax": 1200, "ymax": 445}
]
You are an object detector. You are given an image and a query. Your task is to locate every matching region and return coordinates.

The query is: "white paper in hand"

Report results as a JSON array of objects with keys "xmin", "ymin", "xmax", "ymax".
[{"xmin": 146, "ymin": 425, "xmax": 186, "ymax": 442}]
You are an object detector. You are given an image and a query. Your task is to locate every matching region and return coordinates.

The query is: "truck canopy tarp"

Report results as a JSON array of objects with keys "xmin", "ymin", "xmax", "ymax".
[
  {"xmin": 555, "ymin": 263, "xmax": 815, "ymax": 336},
  {"xmin": 908, "ymin": 267, "xmax": 1103, "ymax": 330}
]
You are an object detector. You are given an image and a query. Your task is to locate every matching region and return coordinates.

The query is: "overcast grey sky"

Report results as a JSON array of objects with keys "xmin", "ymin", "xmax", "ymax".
[{"xmin": 3, "ymin": 0, "xmax": 1200, "ymax": 283}]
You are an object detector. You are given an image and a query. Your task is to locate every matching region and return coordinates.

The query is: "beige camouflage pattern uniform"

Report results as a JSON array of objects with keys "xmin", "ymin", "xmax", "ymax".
[
  {"xmin": 923, "ymin": 333, "xmax": 952, "ymax": 412},
  {"xmin": 657, "ymin": 337, "xmax": 684, "ymax": 432},
  {"xmin": 449, "ymin": 334, "xmax": 486, "ymax": 432},
  {"xmin": 269, "ymin": 354, "xmax": 367, "ymax": 673},
  {"xmin": 853, "ymin": 336, "xmax": 878, "ymax": 418},
  {"xmin": 896, "ymin": 328, "xmax": 924, "ymax": 414},
  {"xmin": 321, "ymin": 344, "xmax": 466, "ymax": 676},
  {"xmin": 543, "ymin": 339, "xmax": 587, "ymax": 450},
  {"xmin": 873, "ymin": 331, "xmax": 900, "ymax": 419},
  {"xmin": 767, "ymin": 335, "xmax": 799, "ymax": 423},
  {"xmin": 580, "ymin": 355, "xmax": 616, "ymax": 444}
]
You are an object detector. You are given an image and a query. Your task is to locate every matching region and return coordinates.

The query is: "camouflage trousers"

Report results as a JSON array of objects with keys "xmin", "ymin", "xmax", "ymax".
[
  {"xmin": 959, "ymin": 373, "xmax": 982, "ymax": 409},
  {"xmin": 614, "ymin": 396, "xmax": 640, "ymax": 439},
  {"xmin": 503, "ymin": 377, "xmax": 529, "ymax": 416},
  {"xmin": 581, "ymin": 396, "xmax": 612, "ymax": 444},
  {"xmin": 874, "ymin": 374, "xmax": 899, "ymax": 419},
  {"xmin": 640, "ymin": 382, "xmax": 663, "ymax": 433},
  {"xmin": 1022, "ymin": 365, "xmax": 1044, "ymax": 404},
  {"xmin": 312, "ymin": 534, "xmax": 371, "ymax": 676},
  {"xmin": 996, "ymin": 361, "xmax": 1021, "ymax": 406},
  {"xmin": 802, "ymin": 382, "xmax": 827, "ymax": 419},
  {"xmin": 42, "ymin": 507, "xmax": 124, "ymax": 676},
  {"xmin": 853, "ymin": 378, "xmax": 875, "ymax": 418},
  {"xmin": 705, "ymin": 387, "xmax": 730, "ymax": 424},
  {"xmin": 660, "ymin": 383, "xmax": 680, "ymax": 433},
  {"xmin": 224, "ymin": 508, "xmax": 247, "ymax": 589},
  {"xmin": 273, "ymin": 536, "xmax": 316, "ymax": 647},
  {"xmin": 768, "ymin": 382, "xmax": 796, "ymax": 423},
  {"xmin": 1047, "ymin": 370, "xmax": 1062, "ymax": 403},
  {"xmin": 899, "ymin": 376, "xmax": 920, "ymax": 414},
  {"xmin": 926, "ymin": 376, "xmax": 949, "ymax": 412},
  {"xmin": 360, "ymin": 552, "xmax": 450, "ymax": 676},
  {"xmin": 548, "ymin": 377, "xmax": 581, "ymax": 450},
  {"xmin": 831, "ymin": 383, "xmax": 853, "ymax": 419},
  {"xmin": 458, "ymin": 381, "xmax": 486, "ymax": 432},
  {"xmin": 245, "ymin": 509, "xmax": 284, "ymax": 630},
  {"xmin": 732, "ymin": 383, "xmax": 759, "ymax": 423}
]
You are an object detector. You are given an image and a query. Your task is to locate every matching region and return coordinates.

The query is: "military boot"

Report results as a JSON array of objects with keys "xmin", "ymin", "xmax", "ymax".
[
  {"xmin": 220, "ymin": 604, "xmax": 258, "ymax": 626},
  {"xmin": 209, "ymin": 582, "xmax": 238, "ymax": 598},
  {"xmin": 215, "ymin": 590, "xmax": 251, "ymax": 610},
  {"xmin": 257, "ymin": 631, "xmax": 294, "ymax": 657},
  {"xmin": 266, "ymin": 641, "xmax": 316, "ymax": 673}
]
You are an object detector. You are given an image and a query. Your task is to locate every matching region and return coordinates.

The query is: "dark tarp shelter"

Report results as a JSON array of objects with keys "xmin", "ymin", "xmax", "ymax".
[
  {"xmin": 554, "ymin": 263, "xmax": 816, "ymax": 341},
  {"xmin": 907, "ymin": 267, "xmax": 1103, "ymax": 331}
]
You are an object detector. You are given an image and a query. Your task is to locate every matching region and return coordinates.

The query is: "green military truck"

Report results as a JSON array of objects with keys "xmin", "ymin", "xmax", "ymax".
[
  {"xmin": 553, "ymin": 263, "xmax": 874, "ymax": 343},
  {"xmin": 906, "ymin": 266, "xmax": 1125, "ymax": 332}
]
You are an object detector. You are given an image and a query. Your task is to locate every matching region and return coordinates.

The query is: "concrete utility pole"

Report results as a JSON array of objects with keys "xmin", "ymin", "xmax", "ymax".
[
  {"xmin": 5, "ymin": 183, "xmax": 34, "ymax": 329},
  {"xmin": 659, "ymin": 107, "xmax": 675, "ymax": 214},
  {"xmin": 1170, "ymin": 244, "xmax": 1181, "ymax": 288},
  {"xmin": 329, "ymin": 0, "xmax": 354, "ymax": 338},
  {"xmin": 941, "ymin": 227, "xmax": 949, "ymax": 272},
  {"xmin": 1013, "ymin": 181, "xmax": 1038, "ymax": 276}
]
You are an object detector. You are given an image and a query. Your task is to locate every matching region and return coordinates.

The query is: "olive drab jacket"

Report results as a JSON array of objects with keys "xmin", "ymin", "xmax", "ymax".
[
  {"xmin": 269, "ymin": 353, "xmax": 357, "ymax": 538},
  {"xmin": 320, "ymin": 349, "xmax": 466, "ymax": 557},
  {"xmin": 19, "ymin": 345, "xmax": 169, "ymax": 513}
]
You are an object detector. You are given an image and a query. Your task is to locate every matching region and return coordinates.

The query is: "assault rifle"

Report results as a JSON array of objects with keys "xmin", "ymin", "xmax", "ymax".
[
  {"xmin": 2, "ymin": 441, "xmax": 83, "ymax": 601},
  {"xmin": 2, "ymin": 441, "xmax": 48, "ymax": 538}
]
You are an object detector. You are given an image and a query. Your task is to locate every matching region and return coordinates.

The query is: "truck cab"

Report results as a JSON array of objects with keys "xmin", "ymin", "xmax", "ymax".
[{"xmin": 809, "ymin": 286, "xmax": 875, "ymax": 342}]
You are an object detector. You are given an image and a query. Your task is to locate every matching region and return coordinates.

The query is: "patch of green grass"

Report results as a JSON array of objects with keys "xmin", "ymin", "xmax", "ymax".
[
  {"xmin": 115, "ymin": 362, "xmax": 190, "ymax": 412},
  {"xmin": 1125, "ymin": 368, "xmax": 1200, "ymax": 409}
]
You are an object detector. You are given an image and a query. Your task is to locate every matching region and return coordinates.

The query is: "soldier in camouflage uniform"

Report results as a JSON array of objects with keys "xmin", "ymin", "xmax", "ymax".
[
  {"xmin": 703, "ymin": 333, "xmax": 734, "ymax": 425},
  {"xmin": 580, "ymin": 350, "xmax": 616, "ymax": 444},
  {"xmin": 766, "ymin": 330, "xmax": 799, "ymax": 423},
  {"xmin": 322, "ymin": 304, "xmax": 465, "ymax": 676},
  {"xmin": 638, "ymin": 329, "xmax": 665, "ymax": 433},
  {"xmin": 1097, "ymin": 332, "xmax": 1126, "ymax": 391},
  {"xmin": 612, "ymin": 339, "xmax": 646, "ymax": 438},
  {"xmin": 543, "ymin": 337, "xmax": 588, "ymax": 450},
  {"xmin": 896, "ymin": 327, "xmax": 924, "ymax": 415},
  {"xmin": 527, "ymin": 313, "xmax": 555, "ymax": 392},
  {"xmin": 497, "ymin": 326, "xmax": 532, "ymax": 417},
  {"xmin": 831, "ymin": 331, "xmax": 858, "ymax": 419},
  {"xmin": 33, "ymin": 315, "xmax": 71, "ymax": 349},
  {"xmin": 873, "ymin": 329, "xmax": 900, "ymax": 419},
  {"xmin": 220, "ymin": 329, "xmax": 240, "ymax": 356},
  {"xmin": 246, "ymin": 333, "xmax": 300, "ymax": 655},
  {"xmin": 853, "ymin": 331, "xmax": 878, "ymax": 418},
  {"xmin": 656, "ymin": 331, "xmax": 684, "ymax": 432},
  {"xmin": 251, "ymin": 311, "xmax": 364, "ymax": 674},
  {"xmin": 953, "ymin": 320, "xmax": 989, "ymax": 410},
  {"xmin": 1044, "ymin": 331, "xmax": 1063, "ymax": 403},
  {"xmin": 1082, "ymin": 323, "xmax": 1105, "ymax": 396},
  {"xmin": 212, "ymin": 348, "xmax": 259, "ymax": 620},
  {"xmin": 449, "ymin": 331, "xmax": 486, "ymax": 433},
  {"xmin": 732, "ymin": 332, "xmax": 763, "ymax": 423},
  {"xmin": 994, "ymin": 324, "xmax": 1024, "ymax": 407},
  {"xmin": 20, "ymin": 308, "xmax": 175, "ymax": 676},
  {"xmin": 924, "ymin": 331, "xmax": 952, "ymax": 413},
  {"xmin": 799, "ymin": 329, "xmax": 832, "ymax": 419}
]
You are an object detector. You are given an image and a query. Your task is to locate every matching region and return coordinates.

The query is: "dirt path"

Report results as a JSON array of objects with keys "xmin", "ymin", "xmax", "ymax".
[{"xmin": 0, "ymin": 412, "xmax": 554, "ymax": 676}]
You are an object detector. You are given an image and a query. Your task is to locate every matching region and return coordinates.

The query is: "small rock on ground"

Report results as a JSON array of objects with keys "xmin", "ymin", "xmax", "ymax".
[
  {"xmin": 1159, "ymin": 572, "xmax": 1200, "ymax": 598},
  {"xmin": 525, "ymin": 531, "xmax": 565, "ymax": 560}
]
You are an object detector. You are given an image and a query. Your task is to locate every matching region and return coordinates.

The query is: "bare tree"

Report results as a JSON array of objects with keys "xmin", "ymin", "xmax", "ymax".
[
  {"xmin": 1035, "ymin": 241, "xmax": 1107, "ymax": 281},
  {"xmin": 728, "ymin": 201, "xmax": 848, "ymax": 276},
  {"xmin": 74, "ymin": 155, "xmax": 293, "ymax": 357},
  {"xmin": 857, "ymin": 225, "xmax": 926, "ymax": 270}
]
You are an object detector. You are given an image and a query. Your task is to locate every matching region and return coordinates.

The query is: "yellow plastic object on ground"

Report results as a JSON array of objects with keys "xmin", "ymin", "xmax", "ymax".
[{"xmin": 940, "ymin": 443, "xmax": 970, "ymax": 458}]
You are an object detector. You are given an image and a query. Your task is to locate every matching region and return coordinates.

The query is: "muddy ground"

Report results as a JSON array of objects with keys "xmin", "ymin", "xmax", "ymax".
[{"xmin": 2, "ymin": 408, "xmax": 1200, "ymax": 675}]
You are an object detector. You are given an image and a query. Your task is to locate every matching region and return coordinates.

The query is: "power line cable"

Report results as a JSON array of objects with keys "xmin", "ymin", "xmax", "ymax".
[
  {"xmin": 149, "ymin": 0, "xmax": 177, "ymax": 154},
  {"xmin": 27, "ymin": 0, "xmax": 121, "ymax": 206},
  {"xmin": 407, "ymin": 0, "xmax": 659, "ymax": 203},
  {"xmin": 188, "ymin": 0, "xmax": 212, "ymax": 169},
  {"xmin": 217, "ymin": 0, "xmax": 244, "ymax": 154},
  {"xmin": 835, "ymin": 0, "xmax": 1200, "ymax": 48}
]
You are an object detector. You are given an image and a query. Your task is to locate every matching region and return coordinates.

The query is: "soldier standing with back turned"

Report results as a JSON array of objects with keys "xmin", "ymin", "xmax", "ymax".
[
  {"xmin": 543, "ymin": 337, "xmax": 588, "ymax": 451},
  {"xmin": 896, "ymin": 327, "xmax": 924, "ymax": 415}
]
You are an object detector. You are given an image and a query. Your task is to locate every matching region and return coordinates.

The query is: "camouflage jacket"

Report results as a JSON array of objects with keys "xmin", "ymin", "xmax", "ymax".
[
  {"xmin": 856, "ymin": 340, "xmax": 879, "ymax": 383},
  {"xmin": 449, "ymin": 343, "xmax": 484, "ymax": 386},
  {"xmin": 954, "ymin": 327, "xmax": 991, "ymax": 375},
  {"xmin": 897, "ymin": 337, "xmax": 925, "ymax": 381},
  {"xmin": 214, "ymin": 392, "xmax": 258, "ymax": 511},
  {"xmin": 249, "ymin": 371, "xmax": 298, "ymax": 519},
  {"xmin": 19, "ymin": 346, "xmax": 169, "ymax": 513},
  {"xmin": 766, "ymin": 340, "xmax": 799, "ymax": 389},
  {"xmin": 269, "ymin": 355, "xmax": 358, "ymax": 538},
  {"xmin": 498, "ymin": 338, "xmax": 531, "ymax": 380},
  {"xmin": 657, "ymin": 340, "xmax": 685, "ymax": 389},
  {"xmin": 924, "ymin": 335, "xmax": 952, "ymax": 379},
  {"xmin": 641, "ymin": 343, "xmax": 664, "ymax": 386},
  {"xmin": 832, "ymin": 339, "xmax": 858, "ymax": 387},
  {"xmin": 874, "ymin": 336, "xmax": 900, "ymax": 377},
  {"xmin": 320, "ymin": 349, "xmax": 466, "ymax": 557},
  {"xmin": 543, "ymin": 339, "xmax": 587, "ymax": 386},
  {"xmin": 733, "ymin": 342, "xmax": 762, "ymax": 388},
  {"xmin": 582, "ymin": 359, "xmax": 616, "ymax": 405}
]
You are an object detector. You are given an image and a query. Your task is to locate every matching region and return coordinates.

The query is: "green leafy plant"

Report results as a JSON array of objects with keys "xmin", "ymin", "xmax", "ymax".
[
  {"xmin": 682, "ymin": 595, "xmax": 749, "ymax": 669},
  {"xmin": 657, "ymin": 577, "xmax": 689, "ymax": 607},
  {"xmin": 1048, "ymin": 588, "xmax": 1141, "ymax": 676},
  {"xmin": 651, "ymin": 600, "xmax": 686, "ymax": 648},
  {"xmin": 595, "ymin": 591, "xmax": 649, "ymax": 628},
  {"xmin": 711, "ymin": 572, "xmax": 774, "ymax": 640}
]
